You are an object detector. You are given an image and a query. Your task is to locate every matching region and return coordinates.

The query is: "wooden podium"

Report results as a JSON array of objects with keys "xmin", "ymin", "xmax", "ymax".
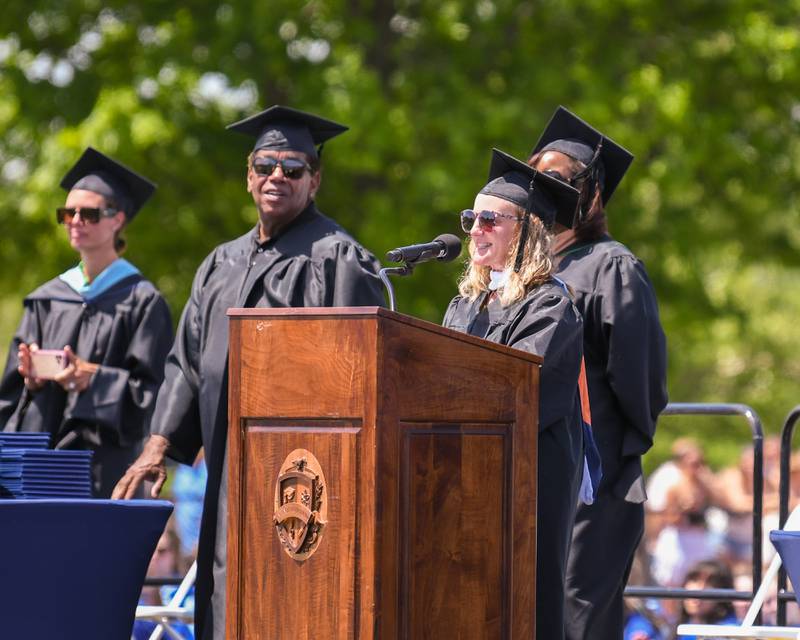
[{"xmin": 225, "ymin": 307, "xmax": 541, "ymax": 639}]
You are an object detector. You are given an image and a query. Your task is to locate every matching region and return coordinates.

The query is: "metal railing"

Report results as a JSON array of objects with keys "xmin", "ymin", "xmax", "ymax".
[
  {"xmin": 624, "ymin": 402, "xmax": 765, "ymax": 621},
  {"xmin": 143, "ymin": 577, "xmax": 184, "ymax": 586},
  {"xmin": 777, "ymin": 404, "xmax": 800, "ymax": 624}
]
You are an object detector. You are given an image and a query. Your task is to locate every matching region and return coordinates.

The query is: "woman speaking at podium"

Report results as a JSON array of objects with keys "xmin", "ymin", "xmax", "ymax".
[{"xmin": 443, "ymin": 148, "xmax": 594, "ymax": 640}]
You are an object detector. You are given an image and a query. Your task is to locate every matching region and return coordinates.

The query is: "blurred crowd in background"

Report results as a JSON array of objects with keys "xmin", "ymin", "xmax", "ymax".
[{"xmin": 624, "ymin": 435, "xmax": 800, "ymax": 639}]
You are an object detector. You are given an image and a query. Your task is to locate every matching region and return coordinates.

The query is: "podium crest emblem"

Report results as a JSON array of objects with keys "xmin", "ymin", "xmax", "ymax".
[{"xmin": 273, "ymin": 449, "xmax": 328, "ymax": 561}]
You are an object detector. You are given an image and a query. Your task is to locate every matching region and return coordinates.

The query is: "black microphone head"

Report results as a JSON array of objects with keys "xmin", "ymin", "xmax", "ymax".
[
  {"xmin": 434, "ymin": 233, "xmax": 462, "ymax": 262},
  {"xmin": 385, "ymin": 247, "xmax": 403, "ymax": 262}
]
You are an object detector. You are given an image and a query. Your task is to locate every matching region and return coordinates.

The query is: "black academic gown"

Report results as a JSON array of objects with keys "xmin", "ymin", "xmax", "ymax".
[
  {"xmin": 557, "ymin": 236, "xmax": 668, "ymax": 640},
  {"xmin": 443, "ymin": 280, "xmax": 584, "ymax": 640},
  {"xmin": 0, "ymin": 273, "xmax": 173, "ymax": 497},
  {"xmin": 150, "ymin": 203, "xmax": 385, "ymax": 640}
]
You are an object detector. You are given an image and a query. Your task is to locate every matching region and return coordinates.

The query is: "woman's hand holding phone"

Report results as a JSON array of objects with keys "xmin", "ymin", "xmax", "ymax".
[
  {"xmin": 17, "ymin": 343, "xmax": 46, "ymax": 391},
  {"xmin": 53, "ymin": 346, "xmax": 99, "ymax": 393},
  {"xmin": 19, "ymin": 343, "xmax": 98, "ymax": 393}
]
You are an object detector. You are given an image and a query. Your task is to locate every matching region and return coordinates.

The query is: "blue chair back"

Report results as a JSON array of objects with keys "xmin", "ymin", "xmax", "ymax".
[
  {"xmin": 0, "ymin": 498, "xmax": 173, "ymax": 639},
  {"xmin": 770, "ymin": 529, "xmax": 800, "ymax": 607}
]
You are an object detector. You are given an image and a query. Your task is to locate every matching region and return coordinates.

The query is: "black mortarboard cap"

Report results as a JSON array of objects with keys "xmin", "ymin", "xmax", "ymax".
[
  {"xmin": 59, "ymin": 147, "xmax": 156, "ymax": 221},
  {"xmin": 481, "ymin": 149, "xmax": 580, "ymax": 229},
  {"xmin": 482, "ymin": 149, "xmax": 580, "ymax": 274},
  {"xmin": 530, "ymin": 106, "xmax": 634, "ymax": 205},
  {"xmin": 226, "ymin": 105, "xmax": 348, "ymax": 159}
]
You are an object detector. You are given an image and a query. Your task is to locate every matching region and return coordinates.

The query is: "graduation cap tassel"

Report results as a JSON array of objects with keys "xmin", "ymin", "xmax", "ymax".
[
  {"xmin": 589, "ymin": 137, "xmax": 604, "ymax": 166},
  {"xmin": 513, "ymin": 214, "xmax": 530, "ymax": 274},
  {"xmin": 573, "ymin": 137, "xmax": 605, "ymax": 225},
  {"xmin": 570, "ymin": 137, "xmax": 604, "ymax": 185},
  {"xmin": 513, "ymin": 177, "xmax": 538, "ymax": 273}
]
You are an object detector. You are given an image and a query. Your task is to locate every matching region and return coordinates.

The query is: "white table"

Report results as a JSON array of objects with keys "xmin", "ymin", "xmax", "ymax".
[{"xmin": 677, "ymin": 623, "xmax": 800, "ymax": 639}]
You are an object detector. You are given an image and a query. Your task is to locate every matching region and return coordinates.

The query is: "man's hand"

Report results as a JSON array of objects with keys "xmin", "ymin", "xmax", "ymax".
[{"xmin": 112, "ymin": 434, "xmax": 170, "ymax": 500}]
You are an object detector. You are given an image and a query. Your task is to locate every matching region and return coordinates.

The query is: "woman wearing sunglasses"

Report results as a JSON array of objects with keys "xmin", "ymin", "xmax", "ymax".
[
  {"xmin": 0, "ymin": 147, "xmax": 173, "ymax": 497},
  {"xmin": 443, "ymin": 148, "xmax": 590, "ymax": 640},
  {"xmin": 528, "ymin": 108, "xmax": 668, "ymax": 640}
]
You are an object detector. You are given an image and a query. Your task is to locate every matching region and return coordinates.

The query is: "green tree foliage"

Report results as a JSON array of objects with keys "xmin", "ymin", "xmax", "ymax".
[{"xmin": 1, "ymin": 0, "xmax": 799, "ymax": 469}]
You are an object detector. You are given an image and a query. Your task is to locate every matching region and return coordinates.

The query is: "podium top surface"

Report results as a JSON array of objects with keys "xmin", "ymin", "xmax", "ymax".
[{"xmin": 226, "ymin": 306, "xmax": 542, "ymax": 365}]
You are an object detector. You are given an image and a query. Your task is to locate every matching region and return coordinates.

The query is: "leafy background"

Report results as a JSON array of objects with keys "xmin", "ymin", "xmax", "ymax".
[{"xmin": 1, "ymin": 0, "xmax": 799, "ymax": 471}]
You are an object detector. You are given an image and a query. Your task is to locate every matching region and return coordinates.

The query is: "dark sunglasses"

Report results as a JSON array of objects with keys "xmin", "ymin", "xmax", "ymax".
[
  {"xmin": 252, "ymin": 157, "xmax": 312, "ymax": 180},
  {"xmin": 542, "ymin": 168, "xmax": 591, "ymax": 188},
  {"xmin": 542, "ymin": 169, "xmax": 571, "ymax": 183},
  {"xmin": 56, "ymin": 207, "xmax": 117, "ymax": 225},
  {"xmin": 460, "ymin": 209, "xmax": 522, "ymax": 233}
]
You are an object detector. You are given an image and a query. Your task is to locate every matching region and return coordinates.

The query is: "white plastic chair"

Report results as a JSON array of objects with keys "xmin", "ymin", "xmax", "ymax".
[
  {"xmin": 677, "ymin": 506, "xmax": 800, "ymax": 639},
  {"xmin": 134, "ymin": 559, "xmax": 197, "ymax": 640}
]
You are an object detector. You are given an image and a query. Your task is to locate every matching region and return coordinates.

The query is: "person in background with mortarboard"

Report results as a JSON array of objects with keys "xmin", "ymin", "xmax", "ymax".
[
  {"xmin": 0, "ymin": 147, "xmax": 174, "ymax": 497},
  {"xmin": 112, "ymin": 105, "xmax": 385, "ymax": 639},
  {"xmin": 528, "ymin": 107, "xmax": 668, "ymax": 640},
  {"xmin": 443, "ymin": 148, "xmax": 586, "ymax": 640}
]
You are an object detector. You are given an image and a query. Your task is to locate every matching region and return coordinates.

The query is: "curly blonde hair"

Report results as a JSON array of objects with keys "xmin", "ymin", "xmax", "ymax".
[{"xmin": 457, "ymin": 205, "xmax": 554, "ymax": 306}]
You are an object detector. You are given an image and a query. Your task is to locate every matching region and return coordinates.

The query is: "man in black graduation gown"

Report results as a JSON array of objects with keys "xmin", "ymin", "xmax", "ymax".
[
  {"xmin": 0, "ymin": 148, "xmax": 173, "ymax": 497},
  {"xmin": 528, "ymin": 107, "xmax": 668, "ymax": 640},
  {"xmin": 113, "ymin": 106, "xmax": 385, "ymax": 639}
]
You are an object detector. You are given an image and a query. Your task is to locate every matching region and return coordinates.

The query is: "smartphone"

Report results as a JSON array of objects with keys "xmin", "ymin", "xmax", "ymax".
[{"xmin": 30, "ymin": 349, "xmax": 67, "ymax": 380}]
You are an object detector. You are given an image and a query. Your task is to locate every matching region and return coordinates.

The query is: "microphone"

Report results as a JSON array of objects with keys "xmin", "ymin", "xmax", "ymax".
[{"xmin": 386, "ymin": 233, "xmax": 462, "ymax": 264}]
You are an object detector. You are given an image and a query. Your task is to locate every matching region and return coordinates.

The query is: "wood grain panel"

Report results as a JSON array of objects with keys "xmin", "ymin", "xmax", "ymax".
[
  {"xmin": 237, "ymin": 422, "xmax": 360, "ymax": 639},
  {"xmin": 237, "ymin": 317, "xmax": 370, "ymax": 418},
  {"xmin": 400, "ymin": 424, "xmax": 510, "ymax": 640},
  {"xmin": 381, "ymin": 319, "xmax": 526, "ymax": 424}
]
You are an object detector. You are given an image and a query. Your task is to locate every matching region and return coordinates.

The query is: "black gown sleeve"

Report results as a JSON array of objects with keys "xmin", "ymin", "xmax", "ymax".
[
  {"xmin": 69, "ymin": 289, "xmax": 173, "ymax": 446},
  {"xmin": 596, "ymin": 256, "xmax": 668, "ymax": 455},
  {"xmin": 504, "ymin": 291, "xmax": 583, "ymax": 432},
  {"xmin": 318, "ymin": 241, "xmax": 386, "ymax": 307},
  {"xmin": 442, "ymin": 296, "xmax": 465, "ymax": 329},
  {"xmin": 149, "ymin": 253, "xmax": 214, "ymax": 463},
  {"xmin": 0, "ymin": 304, "xmax": 39, "ymax": 429}
]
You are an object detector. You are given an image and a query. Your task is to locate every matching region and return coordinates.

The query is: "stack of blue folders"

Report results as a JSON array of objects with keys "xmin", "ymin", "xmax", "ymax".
[{"xmin": 0, "ymin": 433, "xmax": 92, "ymax": 499}]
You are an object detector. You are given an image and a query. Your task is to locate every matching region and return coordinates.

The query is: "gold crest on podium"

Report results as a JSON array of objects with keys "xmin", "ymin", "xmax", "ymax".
[{"xmin": 273, "ymin": 449, "xmax": 328, "ymax": 561}]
